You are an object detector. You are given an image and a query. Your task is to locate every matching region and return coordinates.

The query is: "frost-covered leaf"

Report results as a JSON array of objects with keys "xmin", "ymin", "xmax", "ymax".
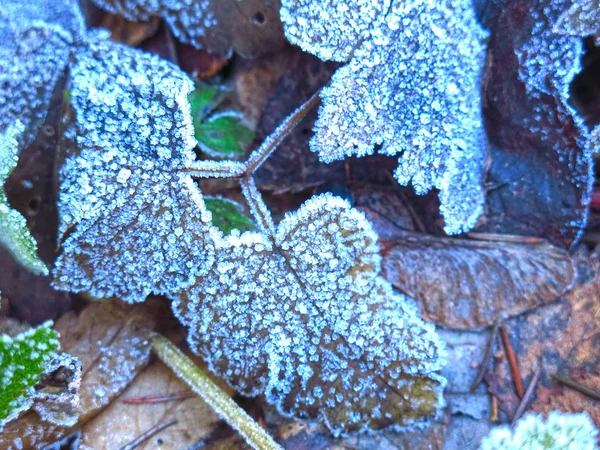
[
  {"xmin": 480, "ymin": 412, "xmax": 599, "ymax": 450},
  {"xmin": 553, "ymin": 0, "xmax": 600, "ymax": 43},
  {"xmin": 88, "ymin": 0, "xmax": 285, "ymax": 57},
  {"xmin": 0, "ymin": 123, "xmax": 48, "ymax": 275},
  {"xmin": 0, "ymin": 0, "xmax": 85, "ymax": 39},
  {"xmin": 53, "ymin": 37, "xmax": 223, "ymax": 303},
  {"xmin": 280, "ymin": 0, "xmax": 390, "ymax": 62},
  {"xmin": 172, "ymin": 193, "xmax": 446, "ymax": 435},
  {"xmin": 303, "ymin": 0, "xmax": 489, "ymax": 235},
  {"xmin": 367, "ymin": 210, "xmax": 575, "ymax": 329},
  {"xmin": 0, "ymin": 321, "xmax": 59, "ymax": 431},
  {"xmin": 205, "ymin": 197, "xmax": 255, "ymax": 235},
  {"xmin": 196, "ymin": 111, "xmax": 255, "ymax": 157},
  {"xmin": 0, "ymin": 4, "xmax": 75, "ymax": 148},
  {"xmin": 479, "ymin": 0, "xmax": 593, "ymax": 247},
  {"xmin": 0, "ymin": 300, "xmax": 161, "ymax": 448}
]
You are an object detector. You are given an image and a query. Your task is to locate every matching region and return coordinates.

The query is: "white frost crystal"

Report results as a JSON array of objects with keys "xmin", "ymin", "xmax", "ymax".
[
  {"xmin": 89, "ymin": 0, "xmax": 217, "ymax": 50},
  {"xmin": 172, "ymin": 194, "xmax": 447, "ymax": 435},
  {"xmin": 480, "ymin": 412, "xmax": 599, "ymax": 450},
  {"xmin": 280, "ymin": 0, "xmax": 391, "ymax": 62},
  {"xmin": 0, "ymin": 122, "xmax": 48, "ymax": 275},
  {"xmin": 52, "ymin": 37, "xmax": 221, "ymax": 303},
  {"xmin": 283, "ymin": 0, "xmax": 489, "ymax": 235}
]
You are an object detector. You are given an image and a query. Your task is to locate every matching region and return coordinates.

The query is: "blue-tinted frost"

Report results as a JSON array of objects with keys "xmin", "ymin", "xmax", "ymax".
[
  {"xmin": 52, "ymin": 37, "xmax": 222, "ymax": 303},
  {"xmin": 0, "ymin": 8, "xmax": 72, "ymax": 148},
  {"xmin": 89, "ymin": 0, "xmax": 217, "ymax": 50},
  {"xmin": 553, "ymin": 0, "xmax": 600, "ymax": 44},
  {"xmin": 172, "ymin": 193, "xmax": 447, "ymax": 435},
  {"xmin": 289, "ymin": 0, "xmax": 489, "ymax": 235},
  {"xmin": 480, "ymin": 411, "xmax": 599, "ymax": 450}
]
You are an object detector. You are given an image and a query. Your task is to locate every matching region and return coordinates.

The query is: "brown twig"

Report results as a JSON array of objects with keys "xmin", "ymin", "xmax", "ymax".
[
  {"xmin": 511, "ymin": 365, "xmax": 543, "ymax": 427},
  {"xmin": 500, "ymin": 323, "xmax": 524, "ymax": 398},
  {"xmin": 490, "ymin": 395, "xmax": 498, "ymax": 422},
  {"xmin": 550, "ymin": 373, "xmax": 600, "ymax": 401},
  {"xmin": 121, "ymin": 390, "xmax": 193, "ymax": 404},
  {"xmin": 470, "ymin": 321, "xmax": 500, "ymax": 392},
  {"xmin": 119, "ymin": 419, "xmax": 177, "ymax": 450}
]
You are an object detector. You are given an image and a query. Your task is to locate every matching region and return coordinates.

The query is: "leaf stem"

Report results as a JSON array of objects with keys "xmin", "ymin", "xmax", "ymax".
[
  {"xmin": 550, "ymin": 373, "xmax": 600, "ymax": 401},
  {"xmin": 119, "ymin": 419, "xmax": 177, "ymax": 450},
  {"xmin": 150, "ymin": 334, "xmax": 283, "ymax": 450},
  {"xmin": 240, "ymin": 176, "xmax": 275, "ymax": 238},
  {"xmin": 500, "ymin": 323, "xmax": 523, "ymax": 398}
]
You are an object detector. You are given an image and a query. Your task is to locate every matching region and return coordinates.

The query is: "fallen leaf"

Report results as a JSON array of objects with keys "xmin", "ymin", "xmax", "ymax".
[
  {"xmin": 96, "ymin": 10, "xmax": 161, "ymax": 46},
  {"xmin": 80, "ymin": 358, "xmax": 232, "ymax": 449},
  {"xmin": 485, "ymin": 248, "xmax": 600, "ymax": 428},
  {"xmin": 367, "ymin": 209, "xmax": 574, "ymax": 329},
  {"xmin": 0, "ymin": 299, "xmax": 163, "ymax": 448}
]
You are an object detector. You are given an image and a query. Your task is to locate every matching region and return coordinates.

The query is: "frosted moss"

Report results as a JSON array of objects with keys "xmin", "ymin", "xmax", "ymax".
[
  {"xmin": 0, "ymin": 122, "xmax": 48, "ymax": 275},
  {"xmin": 0, "ymin": 322, "xmax": 60, "ymax": 431},
  {"xmin": 480, "ymin": 412, "xmax": 599, "ymax": 450},
  {"xmin": 283, "ymin": 0, "xmax": 489, "ymax": 235}
]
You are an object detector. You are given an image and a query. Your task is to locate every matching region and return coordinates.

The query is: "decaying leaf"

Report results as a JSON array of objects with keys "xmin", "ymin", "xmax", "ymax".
[
  {"xmin": 367, "ymin": 210, "xmax": 574, "ymax": 329},
  {"xmin": 0, "ymin": 300, "xmax": 161, "ymax": 449},
  {"xmin": 485, "ymin": 248, "xmax": 600, "ymax": 428},
  {"xmin": 0, "ymin": 123, "xmax": 48, "ymax": 275},
  {"xmin": 284, "ymin": 0, "xmax": 489, "ymax": 235},
  {"xmin": 479, "ymin": 0, "xmax": 593, "ymax": 247},
  {"xmin": 53, "ymin": 37, "xmax": 223, "ymax": 303},
  {"xmin": 172, "ymin": 193, "xmax": 447, "ymax": 435},
  {"xmin": 80, "ymin": 358, "xmax": 230, "ymax": 449},
  {"xmin": 88, "ymin": 0, "xmax": 285, "ymax": 57},
  {"xmin": 480, "ymin": 411, "xmax": 599, "ymax": 450},
  {"xmin": 0, "ymin": 321, "xmax": 59, "ymax": 430}
]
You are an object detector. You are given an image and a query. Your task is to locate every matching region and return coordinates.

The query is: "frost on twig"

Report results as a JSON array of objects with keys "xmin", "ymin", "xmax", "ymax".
[
  {"xmin": 0, "ymin": 7, "xmax": 73, "ymax": 148},
  {"xmin": 52, "ymin": 37, "xmax": 225, "ymax": 303},
  {"xmin": 282, "ymin": 0, "xmax": 489, "ymax": 235},
  {"xmin": 479, "ymin": 412, "xmax": 599, "ymax": 450},
  {"xmin": 0, "ymin": 123, "xmax": 48, "ymax": 275},
  {"xmin": 0, "ymin": 322, "xmax": 60, "ymax": 431},
  {"xmin": 172, "ymin": 194, "xmax": 446, "ymax": 435}
]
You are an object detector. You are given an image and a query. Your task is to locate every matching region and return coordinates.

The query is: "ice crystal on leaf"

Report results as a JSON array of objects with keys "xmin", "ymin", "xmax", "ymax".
[
  {"xmin": 479, "ymin": 412, "xmax": 599, "ymax": 450},
  {"xmin": 280, "ymin": 0, "xmax": 391, "ymax": 62},
  {"xmin": 89, "ymin": 0, "xmax": 217, "ymax": 50},
  {"xmin": 0, "ymin": 123, "xmax": 48, "ymax": 275},
  {"xmin": 172, "ymin": 193, "xmax": 446, "ymax": 435},
  {"xmin": 0, "ymin": 322, "xmax": 60, "ymax": 431},
  {"xmin": 52, "ymin": 37, "xmax": 227, "ymax": 303},
  {"xmin": 553, "ymin": 0, "xmax": 600, "ymax": 44},
  {"xmin": 284, "ymin": 0, "xmax": 489, "ymax": 235},
  {"xmin": 0, "ymin": 7, "xmax": 73, "ymax": 148}
]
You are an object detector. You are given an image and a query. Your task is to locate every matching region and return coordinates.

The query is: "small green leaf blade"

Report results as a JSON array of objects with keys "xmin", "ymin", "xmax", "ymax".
[
  {"xmin": 188, "ymin": 84, "xmax": 226, "ymax": 124},
  {"xmin": 0, "ymin": 321, "xmax": 60, "ymax": 430},
  {"xmin": 0, "ymin": 122, "xmax": 48, "ymax": 275},
  {"xmin": 196, "ymin": 112, "xmax": 255, "ymax": 157},
  {"xmin": 205, "ymin": 196, "xmax": 255, "ymax": 235}
]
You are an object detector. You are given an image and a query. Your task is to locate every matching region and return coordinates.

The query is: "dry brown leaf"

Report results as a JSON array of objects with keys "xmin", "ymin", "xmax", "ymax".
[
  {"xmin": 485, "ymin": 249, "xmax": 600, "ymax": 427},
  {"xmin": 0, "ymin": 300, "xmax": 163, "ymax": 449},
  {"xmin": 81, "ymin": 358, "xmax": 234, "ymax": 449},
  {"xmin": 368, "ymin": 210, "xmax": 574, "ymax": 329}
]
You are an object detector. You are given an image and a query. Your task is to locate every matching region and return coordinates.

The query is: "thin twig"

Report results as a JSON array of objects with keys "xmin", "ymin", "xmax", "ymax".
[
  {"xmin": 466, "ymin": 232, "xmax": 544, "ymax": 244},
  {"xmin": 151, "ymin": 334, "xmax": 283, "ymax": 450},
  {"xmin": 500, "ymin": 323, "xmax": 524, "ymax": 398},
  {"xmin": 550, "ymin": 373, "xmax": 600, "ymax": 401},
  {"xmin": 470, "ymin": 321, "xmax": 500, "ymax": 392},
  {"xmin": 121, "ymin": 390, "xmax": 193, "ymax": 404},
  {"xmin": 511, "ymin": 364, "xmax": 542, "ymax": 426},
  {"xmin": 490, "ymin": 395, "xmax": 498, "ymax": 422},
  {"xmin": 244, "ymin": 91, "xmax": 321, "ymax": 174},
  {"xmin": 240, "ymin": 176, "xmax": 276, "ymax": 238},
  {"xmin": 119, "ymin": 419, "xmax": 177, "ymax": 450}
]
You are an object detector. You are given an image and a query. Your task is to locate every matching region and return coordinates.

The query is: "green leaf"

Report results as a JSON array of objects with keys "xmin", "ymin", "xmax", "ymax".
[
  {"xmin": 188, "ymin": 84, "xmax": 227, "ymax": 124},
  {"xmin": 196, "ymin": 112, "xmax": 255, "ymax": 157},
  {"xmin": 205, "ymin": 196, "xmax": 255, "ymax": 235},
  {"xmin": 0, "ymin": 321, "xmax": 60, "ymax": 430},
  {"xmin": 151, "ymin": 334, "xmax": 283, "ymax": 450},
  {"xmin": 0, "ymin": 122, "xmax": 48, "ymax": 275}
]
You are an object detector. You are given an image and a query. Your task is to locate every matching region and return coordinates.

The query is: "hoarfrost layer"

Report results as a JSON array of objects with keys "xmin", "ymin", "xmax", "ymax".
[{"xmin": 53, "ymin": 37, "xmax": 221, "ymax": 303}]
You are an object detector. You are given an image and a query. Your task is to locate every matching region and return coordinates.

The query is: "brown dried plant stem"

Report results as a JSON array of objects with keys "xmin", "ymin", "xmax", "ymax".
[
  {"xmin": 499, "ymin": 323, "xmax": 524, "ymax": 399},
  {"xmin": 119, "ymin": 419, "xmax": 177, "ymax": 450},
  {"xmin": 470, "ymin": 321, "xmax": 500, "ymax": 392},
  {"xmin": 511, "ymin": 365, "xmax": 543, "ymax": 427},
  {"xmin": 550, "ymin": 373, "xmax": 600, "ymax": 401}
]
